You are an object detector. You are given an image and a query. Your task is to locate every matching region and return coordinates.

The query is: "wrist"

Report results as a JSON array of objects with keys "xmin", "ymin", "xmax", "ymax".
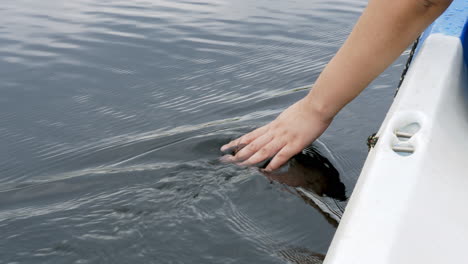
[{"xmin": 303, "ymin": 93, "xmax": 337, "ymax": 123}]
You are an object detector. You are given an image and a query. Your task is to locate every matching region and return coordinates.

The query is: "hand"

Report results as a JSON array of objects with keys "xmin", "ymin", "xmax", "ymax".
[{"xmin": 220, "ymin": 97, "xmax": 333, "ymax": 171}]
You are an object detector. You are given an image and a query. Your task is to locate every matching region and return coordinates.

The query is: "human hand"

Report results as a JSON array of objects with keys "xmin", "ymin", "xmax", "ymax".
[{"xmin": 220, "ymin": 97, "xmax": 333, "ymax": 171}]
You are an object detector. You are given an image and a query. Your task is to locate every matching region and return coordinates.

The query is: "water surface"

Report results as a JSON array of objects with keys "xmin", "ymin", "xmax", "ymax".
[{"xmin": 0, "ymin": 0, "xmax": 408, "ymax": 263}]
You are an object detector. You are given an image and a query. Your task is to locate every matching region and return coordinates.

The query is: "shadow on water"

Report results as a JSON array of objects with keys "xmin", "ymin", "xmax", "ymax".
[
  {"xmin": 222, "ymin": 142, "xmax": 347, "ymax": 263},
  {"xmin": 263, "ymin": 146, "xmax": 347, "ymax": 226}
]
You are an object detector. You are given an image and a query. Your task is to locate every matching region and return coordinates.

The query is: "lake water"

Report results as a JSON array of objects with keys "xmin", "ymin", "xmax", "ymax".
[{"xmin": 0, "ymin": 0, "xmax": 409, "ymax": 263}]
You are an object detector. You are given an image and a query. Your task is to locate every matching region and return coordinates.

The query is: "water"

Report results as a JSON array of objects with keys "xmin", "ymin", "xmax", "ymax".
[{"xmin": 0, "ymin": 0, "xmax": 409, "ymax": 263}]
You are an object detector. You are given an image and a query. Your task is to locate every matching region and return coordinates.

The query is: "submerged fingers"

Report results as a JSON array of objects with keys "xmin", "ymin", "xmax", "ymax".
[
  {"xmin": 223, "ymin": 133, "xmax": 273, "ymax": 162},
  {"xmin": 234, "ymin": 133, "xmax": 274, "ymax": 160},
  {"xmin": 220, "ymin": 125, "xmax": 269, "ymax": 152},
  {"xmin": 220, "ymin": 123, "xmax": 303, "ymax": 171},
  {"xmin": 240, "ymin": 140, "xmax": 285, "ymax": 166}
]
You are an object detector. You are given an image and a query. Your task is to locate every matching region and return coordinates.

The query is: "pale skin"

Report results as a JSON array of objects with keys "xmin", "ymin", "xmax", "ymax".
[{"xmin": 221, "ymin": 0, "xmax": 453, "ymax": 171}]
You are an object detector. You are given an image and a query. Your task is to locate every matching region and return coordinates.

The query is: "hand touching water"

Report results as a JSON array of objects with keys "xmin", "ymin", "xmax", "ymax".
[
  {"xmin": 220, "ymin": 97, "xmax": 332, "ymax": 171},
  {"xmin": 221, "ymin": 0, "xmax": 451, "ymax": 171}
]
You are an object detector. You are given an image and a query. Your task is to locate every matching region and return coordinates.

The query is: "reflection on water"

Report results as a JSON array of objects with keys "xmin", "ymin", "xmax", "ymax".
[
  {"xmin": 263, "ymin": 145, "xmax": 347, "ymax": 227},
  {"xmin": 248, "ymin": 145, "xmax": 348, "ymax": 263},
  {"xmin": 0, "ymin": 0, "xmax": 407, "ymax": 263},
  {"xmin": 265, "ymin": 147, "xmax": 346, "ymax": 201},
  {"xmin": 222, "ymin": 143, "xmax": 346, "ymax": 227}
]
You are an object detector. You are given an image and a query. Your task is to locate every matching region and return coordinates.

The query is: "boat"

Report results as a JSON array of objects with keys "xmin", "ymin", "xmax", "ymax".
[{"xmin": 324, "ymin": 0, "xmax": 468, "ymax": 263}]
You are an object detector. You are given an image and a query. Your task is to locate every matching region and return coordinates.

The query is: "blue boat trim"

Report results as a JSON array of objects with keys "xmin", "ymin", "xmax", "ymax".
[{"xmin": 416, "ymin": 0, "xmax": 468, "ymax": 64}]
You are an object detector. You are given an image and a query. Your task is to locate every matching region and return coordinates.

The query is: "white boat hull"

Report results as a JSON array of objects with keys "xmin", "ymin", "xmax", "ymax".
[{"xmin": 324, "ymin": 1, "xmax": 468, "ymax": 263}]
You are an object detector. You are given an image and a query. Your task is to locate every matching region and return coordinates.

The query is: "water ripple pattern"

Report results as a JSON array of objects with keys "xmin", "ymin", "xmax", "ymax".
[{"xmin": 0, "ymin": 0, "xmax": 408, "ymax": 263}]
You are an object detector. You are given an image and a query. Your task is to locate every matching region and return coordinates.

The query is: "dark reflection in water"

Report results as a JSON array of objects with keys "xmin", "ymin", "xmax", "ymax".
[
  {"xmin": 0, "ymin": 0, "xmax": 408, "ymax": 263},
  {"xmin": 262, "ymin": 146, "xmax": 347, "ymax": 228},
  {"xmin": 221, "ymin": 144, "xmax": 346, "ymax": 263}
]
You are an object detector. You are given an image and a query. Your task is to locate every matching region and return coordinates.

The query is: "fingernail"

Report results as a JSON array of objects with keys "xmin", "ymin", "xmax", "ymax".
[{"xmin": 220, "ymin": 145, "xmax": 227, "ymax": 151}]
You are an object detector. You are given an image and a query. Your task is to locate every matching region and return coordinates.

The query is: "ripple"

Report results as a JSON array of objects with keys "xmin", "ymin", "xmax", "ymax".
[{"xmin": 0, "ymin": 0, "xmax": 395, "ymax": 262}]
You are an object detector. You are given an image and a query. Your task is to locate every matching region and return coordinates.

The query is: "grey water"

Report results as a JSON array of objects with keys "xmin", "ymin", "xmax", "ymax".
[{"xmin": 0, "ymin": 0, "xmax": 409, "ymax": 263}]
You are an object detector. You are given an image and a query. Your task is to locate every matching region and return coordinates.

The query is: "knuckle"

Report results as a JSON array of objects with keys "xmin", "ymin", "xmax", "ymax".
[
  {"xmin": 243, "ymin": 134, "xmax": 254, "ymax": 142},
  {"xmin": 275, "ymin": 152, "xmax": 286, "ymax": 160},
  {"xmin": 236, "ymin": 147, "xmax": 254, "ymax": 159},
  {"xmin": 246, "ymin": 143, "xmax": 258, "ymax": 152},
  {"xmin": 258, "ymin": 147, "xmax": 269, "ymax": 156},
  {"xmin": 236, "ymin": 137, "xmax": 245, "ymax": 145},
  {"xmin": 279, "ymin": 129, "xmax": 290, "ymax": 138}
]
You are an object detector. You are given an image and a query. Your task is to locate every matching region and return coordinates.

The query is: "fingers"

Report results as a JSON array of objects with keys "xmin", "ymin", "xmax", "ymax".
[
  {"xmin": 220, "ymin": 125, "xmax": 269, "ymax": 152},
  {"xmin": 265, "ymin": 145, "xmax": 301, "ymax": 171},
  {"xmin": 239, "ymin": 140, "xmax": 285, "ymax": 166},
  {"xmin": 220, "ymin": 124, "xmax": 301, "ymax": 170},
  {"xmin": 224, "ymin": 133, "xmax": 274, "ymax": 162}
]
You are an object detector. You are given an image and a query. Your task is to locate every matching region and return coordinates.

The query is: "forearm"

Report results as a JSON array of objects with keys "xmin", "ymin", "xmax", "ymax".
[
  {"xmin": 221, "ymin": 0, "xmax": 453, "ymax": 170},
  {"xmin": 306, "ymin": 0, "xmax": 452, "ymax": 120}
]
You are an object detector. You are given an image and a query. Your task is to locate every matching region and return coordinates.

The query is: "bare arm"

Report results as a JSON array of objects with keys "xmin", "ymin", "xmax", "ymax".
[{"xmin": 221, "ymin": 0, "xmax": 452, "ymax": 171}]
